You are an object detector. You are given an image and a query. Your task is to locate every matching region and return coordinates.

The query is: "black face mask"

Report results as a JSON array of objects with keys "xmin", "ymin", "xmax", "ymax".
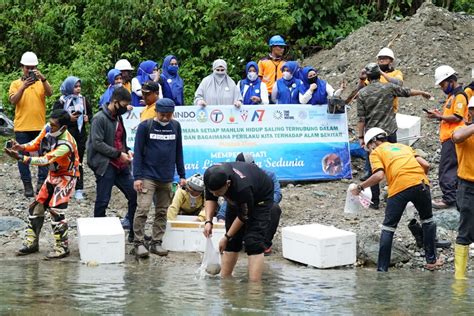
[
  {"xmin": 308, "ymin": 77, "xmax": 317, "ymax": 84},
  {"xmin": 379, "ymin": 64, "xmax": 392, "ymax": 72},
  {"xmin": 115, "ymin": 103, "xmax": 128, "ymax": 116}
]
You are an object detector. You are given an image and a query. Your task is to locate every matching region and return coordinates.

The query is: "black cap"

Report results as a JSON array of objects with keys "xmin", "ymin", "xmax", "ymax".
[
  {"xmin": 204, "ymin": 165, "xmax": 229, "ymax": 191},
  {"xmin": 141, "ymin": 81, "xmax": 160, "ymax": 93}
]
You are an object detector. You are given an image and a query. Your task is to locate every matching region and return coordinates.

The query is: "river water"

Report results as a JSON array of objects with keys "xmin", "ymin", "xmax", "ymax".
[{"xmin": 0, "ymin": 260, "xmax": 472, "ymax": 315}]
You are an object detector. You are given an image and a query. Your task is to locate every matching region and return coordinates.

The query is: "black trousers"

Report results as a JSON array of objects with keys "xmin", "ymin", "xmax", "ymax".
[
  {"xmin": 456, "ymin": 179, "xmax": 474, "ymax": 245},
  {"xmin": 438, "ymin": 139, "xmax": 458, "ymax": 205}
]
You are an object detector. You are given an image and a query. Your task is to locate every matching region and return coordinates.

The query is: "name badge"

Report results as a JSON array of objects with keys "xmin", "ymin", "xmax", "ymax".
[
  {"xmin": 255, "ymin": 89, "xmax": 260, "ymax": 93},
  {"xmin": 292, "ymin": 83, "xmax": 296, "ymax": 88},
  {"xmin": 225, "ymin": 87, "xmax": 229, "ymax": 91},
  {"xmin": 167, "ymin": 79, "xmax": 172, "ymax": 83}
]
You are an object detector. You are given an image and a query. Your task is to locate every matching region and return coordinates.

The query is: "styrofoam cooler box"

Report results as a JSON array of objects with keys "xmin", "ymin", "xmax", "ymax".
[
  {"xmin": 162, "ymin": 215, "xmax": 225, "ymax": 252},
  {"xmin": 282, "ymin": 224, "xmax": 356, "ymax": 268},
  {"xmin": 77, "ymin": 217, "xmax": 125, "ymax": 264},
  {"xmin": 396, "ymin": 113, "xmax": 421, "ymax": 146}
]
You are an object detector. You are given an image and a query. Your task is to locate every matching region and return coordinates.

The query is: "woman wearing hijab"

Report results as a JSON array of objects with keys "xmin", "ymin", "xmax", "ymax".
[
  {"xmin": 271, "ymin": 61, "xmax": 304, "ymax": 104},
  {"xmin": 299, "ymin": 66, "xmax": 342, "ymax": 105},
  {"xmin": 52, "ymin": 76, "xmax": 92, "ymax": 200},
  {"xmin": 161, "ymin": 55, "xmax": 184, "ymax": 105},
  {"xmin": 131, "ymin": 60, "xmax": 163, "ymax": 107},
  {"xmin": 194, "ymin": 59, "xmax": 242, "ymax": 107},
  {"xmin": 99, "ymin": 69, "xmax": 123, "ymax": 107},
  {"xmin": 237, "ymin": 61, "xmax": 269, "ymax": 105}
]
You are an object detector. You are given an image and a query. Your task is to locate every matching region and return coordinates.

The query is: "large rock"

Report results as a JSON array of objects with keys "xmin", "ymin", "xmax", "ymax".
[
  {"xmin": 0, "ymin": 216, "xmax": 26, "ymax": 235},
  {"xmin": 433, "ymin": 208, "xmax": 459, "ymax": 231},
  {"xmin": 357, "ymin": 232, "xmax": 411, "ymax": 266}
]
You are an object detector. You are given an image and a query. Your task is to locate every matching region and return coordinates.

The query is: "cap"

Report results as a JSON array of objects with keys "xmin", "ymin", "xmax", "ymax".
[
  {"xmin": 155, "ymin": 98, "xmax": 175, "ymax": 113},
  {"xmin": 204, "ymin": 165, "xmax": 229, "ymax": 191},
  {"xmin": 141, "ymin": 81, "xmax": 160, "ymax": 93},
  {"xmin": 187, "ymin": 174, "xmax": 205, "ymax": 192},
  {"xmin": 235, "ymin": 152, "xmax": 255, "ymax": 163}
]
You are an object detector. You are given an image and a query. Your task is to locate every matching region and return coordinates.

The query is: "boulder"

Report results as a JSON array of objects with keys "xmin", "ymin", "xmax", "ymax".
[
  {"xmin": 357, "ymin": 232, "xmax": 411, "ymax": 266},
  {"xmin": 0, "ymin": 216, "xmax": 26, "ymax": 235},
  {"xmin": 433, "ymin": 208, "xmax": 459, "ymax": 231}
]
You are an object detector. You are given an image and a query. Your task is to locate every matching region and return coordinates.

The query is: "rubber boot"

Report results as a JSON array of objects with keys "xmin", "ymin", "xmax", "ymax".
[
  {"xmin": 45, "ymin": 214, "xmax": 70, "ymax": 259},
  {"xmin": 454, "ymin": 244, "xmax": 469, "ymax": 280},
  {"xmin": 17, "ymin": 216, "xmax": 44, "ymax": 255},
  {"xmin": 377, "ymin": 229, "xmax": 394, "ymax": 272},
  {"xmin": 23, "ymin": 181, "xmax": 34, "ymax": 198},
  {"xmin": 422, "ymin": 221, "xmax": 440, "ymax": 270},
  {"xmin": 408, "ymin": 219, "xmax": 424, "ymax": 248}
]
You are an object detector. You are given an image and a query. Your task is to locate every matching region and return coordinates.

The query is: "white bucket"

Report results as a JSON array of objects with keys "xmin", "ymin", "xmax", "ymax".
[{"xmin": 344, "ymin": 184, "xmax": 372, "ymax": 214}]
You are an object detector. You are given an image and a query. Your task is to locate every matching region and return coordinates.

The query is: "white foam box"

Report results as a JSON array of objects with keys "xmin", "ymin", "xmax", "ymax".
[
  {"xmin": 282, "ymin": 224, "xmax": 356, "ymax": 268},
  {"xmin": 396, "ymin": 113, "xmax": 421, "ymax": 146},
  {"xmin": 162, "ymin": 215, "xmax": 225, "ymax": 252},
  {"xmin": 77, "ymin": 217, "xmax": 125, "ymax": 264}
]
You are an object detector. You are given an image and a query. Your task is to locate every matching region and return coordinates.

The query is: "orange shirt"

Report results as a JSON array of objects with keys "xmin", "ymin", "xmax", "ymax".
[
  {"xmin": 140, "ymin": 104, "xmax": 155, "ymax": 121},
  {"xmin": 370, "ymin": 142, "xmax": 429, "ymax": 197},
  {"xmin": 258, "ymin": 57, "xmax": 285, "ymax": 94},
  {"xmin": 123, "ymin": 82, "xmax": 132, "ymax": 93},
  {"xmin": 454, "ymin": 126, "xmax": 474, "ymax": 182},
  {"xmin": 9, "ymin": 79, "xmax": 46, "ymax": 132},
  {"xmin": 439, "ymin": 92, "xmax": 468, "ymax": 142}
]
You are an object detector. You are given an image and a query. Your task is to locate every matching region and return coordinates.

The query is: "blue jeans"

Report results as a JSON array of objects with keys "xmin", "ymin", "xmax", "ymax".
[
  {"xmin": 15, "ymin": 131, "xmax": 48, "ymax": 184},
  {"xmin": 94, "ymin": 164, "xmax": 137, "ymax": 234}
]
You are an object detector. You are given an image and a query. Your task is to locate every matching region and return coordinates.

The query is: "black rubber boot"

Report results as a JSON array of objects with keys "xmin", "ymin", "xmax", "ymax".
[
  {"xmin": 377, "ymin": 229, "xmax": 394, "ymax": 272},
  {"xmin": 17, "ymin": 216, "xmax": 44, "ymax": 255},
  {"xmin": 408, "ymin": 219, "xmax": 424, "ymax": 248},
  {"xmin": 422, "ymin": 221, "xmax": 437, "ymax": 264},
  {"xmin": 23, "ymin": 181, "xmax": 34, "ymax": 198}
]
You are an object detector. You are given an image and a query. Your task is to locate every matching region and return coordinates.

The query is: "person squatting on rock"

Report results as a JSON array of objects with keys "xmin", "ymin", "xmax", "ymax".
[
  {"xmin": 4, "ymin": 109, "xmax": 79, "ymax": 259},
  {"xmin": 351, "ymin": 128, "xmax": 444, "ymax": 272},
  {"xmin": 216, "ymin": 153, "xmax": 282, "ymax": 256},
  {"xmin": 451, "ymin": 124, "xmax": 474, "ymax": 280},
  {"xmin": 87, "ymin": 87, "xmax": 137, "ymax": 243},
  {"xmin": 357, "ymin": 62, "xmax": 432, "ymax": 209},
  {"xmin": 426, "ymin": 65, "xmax": 469, "ymax": 209},
  {"xmin": 132, "ymin": 98, "xmax": 186, "ymax": 258},
  {"xmin": 9, "ymin": 51, "xmax": 53, "ymax": 197},
  {"xmin": 203, "ymin": 162, "xmax": 274, "ymax": 282},
  {"xmin": 53, "ymin": 76, "xmax": 92, "ymax": 201},
  {"xmin": 167, "ymin": 173, "xmax": 206, "ymax": 222}
]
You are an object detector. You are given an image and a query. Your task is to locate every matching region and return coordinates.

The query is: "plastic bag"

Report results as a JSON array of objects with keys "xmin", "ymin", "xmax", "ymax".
[
  {"xmin": 344, "ymin": 183, "xmax": 372, "ymax": 214},
  {"xmin": 199, "ymin": 238, "xmax": 221, "ymax": 276}
]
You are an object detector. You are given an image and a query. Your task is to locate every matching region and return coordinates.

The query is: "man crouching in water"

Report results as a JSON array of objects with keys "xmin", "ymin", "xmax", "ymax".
[
  {"xmin": 4, "ymin": 109, "xmax": 79, "ymax": 259},
  {"xmin": 203, "ymin": 162, "xmax": 273, "ymax": 281},
  {"xmin": 351, "ymin": 127, "xmax": 444, "ymax": 271}
]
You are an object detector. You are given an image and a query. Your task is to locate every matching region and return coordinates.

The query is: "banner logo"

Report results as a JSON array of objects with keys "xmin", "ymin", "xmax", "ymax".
[
  {"xmin": 210, "ymin": 109, "xmax": 224, "ymax": 123},
  {"xmin": 251, "ymin": 109, "xmax": 265, "ymax": 122}
]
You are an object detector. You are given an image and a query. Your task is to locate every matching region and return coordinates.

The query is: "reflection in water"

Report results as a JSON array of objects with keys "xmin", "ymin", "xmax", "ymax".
[{"xmin": 0, "ymin": 260, "xmax": 474, "ymax": 314}]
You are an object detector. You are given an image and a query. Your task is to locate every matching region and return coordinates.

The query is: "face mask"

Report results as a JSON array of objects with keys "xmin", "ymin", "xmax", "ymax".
[
  {"xmin": 214, "ymin": 70, "xmax": 226, "ymax": 77},
  {"xmin": 167, "ymin": 65, "xmax": 179, "ymax": 75},
  {"xmin": 113, "ymin": 83, "xmax": 123, "ymax": 89},
  {"xmin": 247, "ymin": 72, "xmax": 258, "ymax": 81},
  {"xmin": 379, "ymin": 64, "xmax": 391, "ymax": 72},
  {"xmin": 49, "ymin": 126, "xmax": 65, "ymax": 138},
  {"xmin": 150, "ymin": 73, "xmax": 158, "ymax": 81},
  {"xmin": 282, "ymin": 71, "xmax": 293, "ymax": 81},
  {"xmin": 442, "ymin": 82, "xmax": 454, "ymax": 95},
  {"xmin": 115, "ymin": 103, "xmax": 128, "ymax": 116},
  {"xmin": 157, "ymin": 119, "xmax": 169, "ymax": 126},
  {"xmin": 308, "ymin": 77, "xmax": 317, "ymax": 84}
]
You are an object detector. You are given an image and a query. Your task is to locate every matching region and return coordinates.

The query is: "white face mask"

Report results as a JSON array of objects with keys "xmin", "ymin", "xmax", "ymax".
[
  {"xmin": 150, "ymin": 73, "xmax": 157, "ymax": 81},
  {"xmin": 247, "ymin": 72, "xmax": 258, "ymax": 81},
  {"xmin": 282, "ymin": 71, "xmax": 293, "ymax": 80},
  {"xmin": 157, "ymin": 120, "xmax": 169, "ymax": 126},
  {"xmin": 49, "ymin": 127, "xmax": 65, "ymax": 138},
  {"xmin": 113, "ymin": 83, "xmax": 123, "ymax": 88}
]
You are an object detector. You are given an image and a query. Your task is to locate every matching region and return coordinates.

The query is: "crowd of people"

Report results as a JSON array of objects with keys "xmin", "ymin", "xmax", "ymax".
[{"xmin": 4, "ymin": 32, "xmax": 474, "ymax": 281}]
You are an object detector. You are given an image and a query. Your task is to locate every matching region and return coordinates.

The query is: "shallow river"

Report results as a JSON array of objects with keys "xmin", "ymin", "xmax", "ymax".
[{"xmin": 0, "ymin": 260, "xmax": 472, "ymax": 315}]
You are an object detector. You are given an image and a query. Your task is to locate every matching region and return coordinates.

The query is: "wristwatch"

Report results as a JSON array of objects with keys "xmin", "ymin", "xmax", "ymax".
[
  {"xmin": 204, "ymin": 220, "xmax": 213, "ymax": 226},
  {"xmin": 224, "ymin": 233, "xmax": 232, "ymax": 241}
]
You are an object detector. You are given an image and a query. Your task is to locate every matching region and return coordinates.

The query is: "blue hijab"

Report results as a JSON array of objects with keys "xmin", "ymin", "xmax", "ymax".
[
  {"xmin": 276, "ymin": 61, "xmax": 302, "ymax": 104},
  {"xmin": 240, "ymin": 61, "xmax": 263, "ymax": 105},
  {"xmin": 301, "ymin": 66, "xmax": 328, "ymax": 105},
  {"xmin": 99, "ymin": 69, "xmax": 121, "ymax": 107},
  {"xmin": 60, "ymin": 76, "xmax": 85, "ymax": 131},
  {"xmin": 136, "ymin": 60, "xmax": 157, "ymax": 85},
  {"xmin": 161, "ymin": 55, "xmax": 184, "ymax": 105}
]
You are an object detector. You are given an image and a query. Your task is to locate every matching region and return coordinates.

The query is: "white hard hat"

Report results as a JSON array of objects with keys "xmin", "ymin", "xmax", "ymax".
[
  {"xmin": 20, "ymin": 52, "xmax": 39, "ymax": 66},
  {"xmin": 377, "ymin": 47, "xmax": 395, "ymax": 60},
  {"xmin": 434, "ymin": 65, "xmax": 456, "ymax": 85},
  {"xmin": 115, "ymin": 59, "xmax": 134, "ymax": 71},
  {"xmin": 364, "ymin": 128, "xmax": 387, "ymax": 149},
  {"xmin": 187, "ymin": 173, "xmax": 205, "ymax": 192}
]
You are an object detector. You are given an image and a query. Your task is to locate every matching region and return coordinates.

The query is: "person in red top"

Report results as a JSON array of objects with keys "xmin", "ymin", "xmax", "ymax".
[
  {"xmin": 4, "ymin": 109, "xmax": 79, "ymax": 259},
  {"xmin": 426, "ymin": 65, "xmax": 468, "ymax": 209}
]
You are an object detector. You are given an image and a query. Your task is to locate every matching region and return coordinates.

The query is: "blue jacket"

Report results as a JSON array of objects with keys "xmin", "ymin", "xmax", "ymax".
[
  {"xmin": 161, "ymin": 55, "xmax": 184, "ymax": 105},
  {"xmin": 301, "ymin": 66, "xmax": 328, "ymax": 105},
  {"xmin": 240, "ymin": 61, "xmax": 263, "ymax": 105},
  {"xmin": 133, "ymin": 119, "xmax": 185, "ymax": 182},
  {"xmin": 275, "ymin": 61, "xmax": 302, "ymax": 104}
]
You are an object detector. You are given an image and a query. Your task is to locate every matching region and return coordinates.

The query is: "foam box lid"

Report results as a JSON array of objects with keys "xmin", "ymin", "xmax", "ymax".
[
  {"xmin": 77, "ymin": 217, "xmax": 124, "ymax": 236},
  {"xmin": 396, "ymin": 113, "xmax": 420, "ymax": 128},
  {"xmin": 283, "ymin": 224, "xmax": 355, "ymax": 239}
]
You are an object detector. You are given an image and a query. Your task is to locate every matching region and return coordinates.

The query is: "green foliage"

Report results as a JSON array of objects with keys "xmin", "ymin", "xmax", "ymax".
[{"xmin": 0, "ymin": 0, "xmax": 470, "ymax": 113}]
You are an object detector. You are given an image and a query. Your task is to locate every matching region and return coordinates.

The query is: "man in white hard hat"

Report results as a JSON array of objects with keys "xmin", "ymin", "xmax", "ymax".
[
  {"xmin": 351, "ymin": 127, "xmax": 443, "ymax": 272},
  {"xmin": 426, "ymin": 65, "xmax": 469, "ymax": 209},
  {"xmin": 115, "ymin": 59, "xmax": 134, "ymax": 93},
  {"xmin": 8, "ymin": 52, "xmax": 52, "ymax": 197}
]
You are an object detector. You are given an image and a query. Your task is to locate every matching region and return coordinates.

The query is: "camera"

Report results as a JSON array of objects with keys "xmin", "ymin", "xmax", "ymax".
[
  {"xmin": 28, "ymin": 70, "xmax": 37, "ymax": 81},
  {"xmin": 5, "ymin": 140, "xmax": 13, "ymax": 149}
]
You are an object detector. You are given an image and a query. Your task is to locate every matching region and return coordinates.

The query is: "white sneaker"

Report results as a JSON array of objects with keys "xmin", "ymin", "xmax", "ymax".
[{"xmin": 75, "ymin": 190, "xmax": 84, "ymax": 200}]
